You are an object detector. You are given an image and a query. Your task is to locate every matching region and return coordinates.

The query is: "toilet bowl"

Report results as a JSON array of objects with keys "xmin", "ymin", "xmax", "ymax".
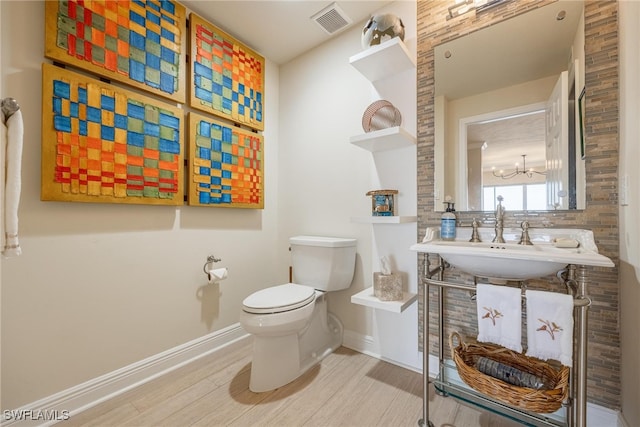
[{"xmin": 240, "ymin": 236, "xmax": 356, "ymax": 392}]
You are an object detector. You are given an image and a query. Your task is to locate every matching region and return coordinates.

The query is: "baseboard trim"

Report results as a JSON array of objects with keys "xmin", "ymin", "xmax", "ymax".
[
  {"xmin": 4, "ymin": 326, "xmax": 623, "ymax": 427},
  {"xmin": 619, "ymin": 411, "xmax": 631, "ymax": 427},
  {"xmin": 342, "ymin": 329, "xmax": 378, "ymax": 358},
  {"xmin": 586, "ymin": 402, "xmax": 624, "ymax": 427},
  {"xmin": 2, "ymin": 323, "xmax": 250, "ymax": 427},
  {"xmin": 342, "ymin": 329, "xmax": 421, "ymax": 374},
  {"xmin": 344, "ymin": 329, "xmax": 622, "ymax": 427}
]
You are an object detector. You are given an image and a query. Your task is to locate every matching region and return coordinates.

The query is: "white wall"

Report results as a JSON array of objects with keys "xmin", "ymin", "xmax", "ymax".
[
  {"xmin": 0, "ymin": 1, "xmax": 282, "ymax": 409},
  {"xmin": 618, "ymin": 2, "xmax": 640, "ymax": 426},
  {"xmin": 1, "ymin": 0, "xmax": 421, "ymax": 411},
  {"xmin": 278, "ymin": 1, "xmax": 420, "ymax": 370},
  {"xmin": 0, "ymin": 0, "xmax": 4, "ymax": 410}
]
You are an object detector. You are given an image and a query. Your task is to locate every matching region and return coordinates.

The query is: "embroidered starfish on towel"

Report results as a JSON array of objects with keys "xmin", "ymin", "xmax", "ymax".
[
  {"xmin": 482, "ymin": 307, "xmax": 503, "ymax": 326},
  {"xmin": 537, "ymin": 319, "xmax": 563, "ymax": 340}
]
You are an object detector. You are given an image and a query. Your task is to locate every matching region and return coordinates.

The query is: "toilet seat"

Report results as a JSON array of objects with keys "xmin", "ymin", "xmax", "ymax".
[{"xmin": 243, "ymin": 283, "xmax": 316, "ymax": 314}]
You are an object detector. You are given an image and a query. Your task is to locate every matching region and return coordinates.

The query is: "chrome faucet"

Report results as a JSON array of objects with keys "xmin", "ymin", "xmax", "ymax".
[{"xmin": 492, "ymin": 195, "xmax": 505, "ymax": 243}]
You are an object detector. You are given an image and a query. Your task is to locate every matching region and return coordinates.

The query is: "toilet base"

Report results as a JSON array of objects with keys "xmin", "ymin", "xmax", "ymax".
[
  {"xmin": 249, "ymin": 334, "xmax": 302, "ymax": 392},
  {"xmin": 248, "ymin": 301, "xmax": 343, "ymax": 393}
]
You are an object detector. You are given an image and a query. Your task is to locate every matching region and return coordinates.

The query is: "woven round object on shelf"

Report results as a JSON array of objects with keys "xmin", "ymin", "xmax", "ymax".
[{"xmin": 362, "ymin": 100, "xmax": 402, "ymax": 132}]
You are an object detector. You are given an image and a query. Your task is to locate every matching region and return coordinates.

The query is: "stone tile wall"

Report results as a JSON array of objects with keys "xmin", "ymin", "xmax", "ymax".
[{"xmin": 416, "ymin": 0, "xmax": 620, "ymax": 409}]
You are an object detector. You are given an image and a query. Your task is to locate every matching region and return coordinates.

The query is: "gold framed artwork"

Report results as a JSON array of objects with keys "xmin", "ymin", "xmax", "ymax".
[
  {"xmin": 188, "ymin": 112, "xmax": 263, "ymax": 209},
  {"xmin": 189, "ymin": 13, "xmax": 265, "ymax": 131},
  {"xmin": 45, "ymin": 0, "xmax": 187, "ymax": 103},
  {"xmin": 41, "ymin": 62, "xmax": 184, "ymax": 205}
]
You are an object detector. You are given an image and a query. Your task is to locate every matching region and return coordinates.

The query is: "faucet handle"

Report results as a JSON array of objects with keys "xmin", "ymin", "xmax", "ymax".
[
  {"xmin": 518, "ymin": 221, "xmax": 533, "ymax": 245},
  {"xmin": 469, "ymin": 218, "xmax": 482, "ymax": 242}
]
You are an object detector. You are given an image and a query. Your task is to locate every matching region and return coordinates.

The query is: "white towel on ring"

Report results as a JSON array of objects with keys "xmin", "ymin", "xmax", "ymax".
[
  {"xmin": 526, "ymin": 290, "xmax": 574, "ymax": 367},
  {"xmin": 2, "ymin": 109, "xmax": 23, "ymax": 257},
  {"xmin": 476, "ymin": 283, "xmax": 522, "ymax": 353}
]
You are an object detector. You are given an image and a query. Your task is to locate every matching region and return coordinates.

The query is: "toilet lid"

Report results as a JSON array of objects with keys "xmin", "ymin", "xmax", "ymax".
[{"xmin": 242, "ymin": 283, "xmax": 316, "ymax": 314}]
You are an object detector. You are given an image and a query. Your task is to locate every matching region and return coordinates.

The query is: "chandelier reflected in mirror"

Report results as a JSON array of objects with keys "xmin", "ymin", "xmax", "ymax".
[{"xmin": 491, "ymin": 154, "xmax": 547, "ymax": 179}]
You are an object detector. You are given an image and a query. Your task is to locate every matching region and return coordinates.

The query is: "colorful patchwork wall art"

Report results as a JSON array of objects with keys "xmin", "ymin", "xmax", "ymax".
[
  {"xmin": 45, "ymin": 0, "xmax": 186, "ymax": 103},
  {"xmin": 189, "ymin": 13, "xmax": 265, "ymax": 131},
  {"xmin": 41, "ymin": 63, "xmax": 184, "ymax": 205},
  {"xmin": 188, "ymin": 112, "xmax": 263, "ymax": 209}
]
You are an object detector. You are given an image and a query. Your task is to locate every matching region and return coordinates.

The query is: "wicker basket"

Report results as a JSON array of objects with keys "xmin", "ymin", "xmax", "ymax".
[{"xmin": 449, "ymin": 331, "xmax": 570, "ymax": 413}]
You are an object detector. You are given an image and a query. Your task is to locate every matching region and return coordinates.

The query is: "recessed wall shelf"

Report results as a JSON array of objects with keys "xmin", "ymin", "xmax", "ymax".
[
  {"xmin": 351, "ymin": 216, "xmax": 417, "ymax": 224},
  {"xmin": 349, "ymin": 37, "xmax": 416, "ymax": 82},
  {"xmin": 350, "ymin": 126, "xmax": 416, "ymax": 152},
  {"xmin": 351, "ymin": 287, "xmax": 417, "ymax": 313}
]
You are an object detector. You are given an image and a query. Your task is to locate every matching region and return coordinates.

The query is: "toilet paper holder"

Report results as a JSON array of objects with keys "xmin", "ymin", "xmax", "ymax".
[{"xmin": 203, "ymin": 255, "xmax": 222, "ymax": 281}]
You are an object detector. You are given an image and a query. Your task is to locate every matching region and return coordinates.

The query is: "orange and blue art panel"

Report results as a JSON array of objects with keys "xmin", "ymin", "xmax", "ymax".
[
  {"xmin": 189, "ymin": 13, "xmax": 265, "ymax": 131},
  {"xmin": 188, "ymin": 113, "xmax": 263, "ymax": 208},
  {"xmin": 41, "ymin": 63, "xmax": 184, "ymax": 205},
  {"xmin": 45, "ymin": 0, "xmax": 186, "ymax": 103}
]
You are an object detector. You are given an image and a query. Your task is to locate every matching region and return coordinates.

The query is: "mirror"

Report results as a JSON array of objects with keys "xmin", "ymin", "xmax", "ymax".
[{"xmin": 434, "ymin": 1, "xmax": 585, "ymax": 212}]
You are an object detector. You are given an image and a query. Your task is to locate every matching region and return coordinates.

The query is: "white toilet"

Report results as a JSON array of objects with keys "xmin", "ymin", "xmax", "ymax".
[{"xmin": 240, "ymin": 235, "xmax": 357, "ymax": 392}]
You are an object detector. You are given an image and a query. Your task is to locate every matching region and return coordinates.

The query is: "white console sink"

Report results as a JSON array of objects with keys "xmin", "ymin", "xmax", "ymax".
[{"xmin": 410, "ymin": 227, "xmax": 614, "ymax": 281}]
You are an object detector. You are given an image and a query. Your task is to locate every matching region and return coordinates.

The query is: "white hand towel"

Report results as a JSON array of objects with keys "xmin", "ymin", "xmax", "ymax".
[
  {"xmin": 476, "ymin": 283, "xmax": 522, "ymax": 353},
  {"xmin": 526, "ymin": 290, "xmax": 574, "ymax": 367},
  {"xmin": 3, "ymin": 109, "xmax": 23, "ymax": 257}
]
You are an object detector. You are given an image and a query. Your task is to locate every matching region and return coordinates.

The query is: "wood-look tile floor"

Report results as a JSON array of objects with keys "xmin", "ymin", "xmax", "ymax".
[{"xmin": 55, "ymin": 343, "xmax": 521, "ymax": 427}]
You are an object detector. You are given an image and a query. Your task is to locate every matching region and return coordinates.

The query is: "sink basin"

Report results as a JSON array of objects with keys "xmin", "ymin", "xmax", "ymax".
[{"xmin": 410, "ymin": 227, "xmax": 614, "ymax": 281}]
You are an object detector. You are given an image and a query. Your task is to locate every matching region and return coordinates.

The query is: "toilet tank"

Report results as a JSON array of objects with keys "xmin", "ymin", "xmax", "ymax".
[{"xmin": 289, "ymin": 236, "xmax": 357, "ymax": 291}]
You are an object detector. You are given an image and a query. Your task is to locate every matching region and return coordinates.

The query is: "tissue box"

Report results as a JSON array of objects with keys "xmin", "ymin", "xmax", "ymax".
[{"xmin": 373, "ymin": 272, "xmax": 403, "ymax": 301}]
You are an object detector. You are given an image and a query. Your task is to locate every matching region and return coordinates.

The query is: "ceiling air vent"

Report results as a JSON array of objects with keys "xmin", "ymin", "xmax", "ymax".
[{"xmin": 311, "ymin": 3, "xmax": 353, "ymax": 35}]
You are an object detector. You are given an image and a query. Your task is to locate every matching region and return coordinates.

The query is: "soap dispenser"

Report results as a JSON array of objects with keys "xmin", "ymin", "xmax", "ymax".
[{"xmin": 441, "ymin": 196, "xmax": 457, "ymax": 241}]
